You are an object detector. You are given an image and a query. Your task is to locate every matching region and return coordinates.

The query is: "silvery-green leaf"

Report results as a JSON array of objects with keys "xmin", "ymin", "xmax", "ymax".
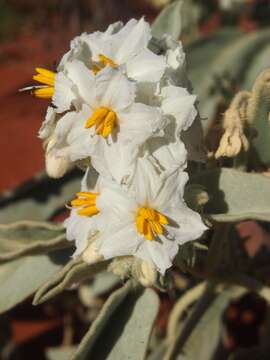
[
  {"xmin": 0, "ymin": 248, "xmax": 71, "ymax": 313},
  {"xmin": 152, "ymin": 0, "xmax": 184, "ymax": 40},
  {"xmin": 0, "ymin": 169, "xmax": 81, "ymax": 223},
  {"xmin": 72, "ymin": 283, "xmax": 159, "ymax": 360},
  {"xmin": 33, "ymin": 258, "xmax": 108, "ymax": 305},
  {"xmin": 191, "ymin": 168, "xmax": 270, "ymax": 222},
  {"xmin": 165, "ymin": 286, "xmax": 246, "ymax": 360},
  {"xmin": 79, "ymin": 271, "xmax": 120, "ymax": 306},
  {"xmin": 188, "ymin": 30, "xmax": 270, "ymax": 132},
  {"xmin": 46, "ymin": 346, "xmax": 77, "ymax": 360},
  {"xmin": 0, "ymin": 221, "xmax": 69, "ymax": 262}
]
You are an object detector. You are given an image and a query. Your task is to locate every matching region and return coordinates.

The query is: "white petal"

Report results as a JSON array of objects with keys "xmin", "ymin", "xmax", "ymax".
[
  {"xmin": 136, "ymin": 239, "xmax": 178, "ymax": 275},
  {"xmin": 97, "ymin": 223, "xmax": 142, "ymax": 259},
  {"xmin": 164, "ymin": 203, "xmax": 207, "ymax": 245},
  {"xmin": 54, "ymin": 105, "xmax": 97, "ymax": 161},
  {"xmin": 126, "ymin": 48, "xmax": 166, "ymax": 82},
  {"xmin": 115, "ymin": 18, "xmax": 151, "ymax": 64},
  {"xmin": 153, "ymin": 170, "xmax": 189, "ymax": 209},
  {"xmin": 147, "ymin": 137, "xmax": 187, "ymax": 174},
  {"xmin": 161, "ymin": 86, "xmax": 197, "ymax": 132},
  {"xmin": 132, "ymin": 157, "xmax": 162, "ymax": 206},
  {"xmin": 90, "ymin": 139, "xmax": 138, "ymax": 185},
  {"xmin": 65, "ymin": 60, "xmax": 96, "ymax": 108},
  {"xmin": 118, "ymin": 103, "xmax": 164, "ymax": 143},
  {"xmin": 53, "ymin": 72, "xmax": 76, "ymax": 113},
  {"xmin": 38, "ymin": 106, "xmax": 56, "ymax": 140},
  {"xmin": 64, "ymin": 209, "xmax": 97, "ymax": 257},
  {"xmin": 96, "ymin": 185, "xmax": 136, "ymax": 223},
  {"xmin": 96, "ymin": 68, "xmax": 136, "ymax": 111}
]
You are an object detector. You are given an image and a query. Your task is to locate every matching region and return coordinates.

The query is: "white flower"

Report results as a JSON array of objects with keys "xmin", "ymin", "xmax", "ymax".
[
  {"xmin": 59, "ymin": 18, "xmax": 167, "ymax": 83},
  {"xmin": 65, "ymin": 162, "xmax": 207, "ymax": 274},
  {"xmin": 51, "ymin": 64, "xmax": 164, "ymax": 165}
]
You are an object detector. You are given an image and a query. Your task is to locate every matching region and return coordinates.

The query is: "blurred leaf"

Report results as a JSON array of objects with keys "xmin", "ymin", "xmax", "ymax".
[
  {"xmin": 0, "ymin": 221, "xmax": 70, "ymax": 262},
  {"xmin": 152, "ymin": 0, "xmax": 184, "ymax": 39},
  {"xmin": 46, "ymin": 346, "xmax": 77, "ymax": 360},
  {"xmin": 0, "ymin": 248, "xmax": 71, "ymax": 313},
  {"xmin": 0, "ymin": 169, "xmax": 81, "ymax": 223},
  {"xmin": 72, "ymin": 283, "xmax": 159, "ymax": 360},
  {"xmin": 180, "ymin": 289, "xmax": 244, "ymax": 360},
  {"xmin": 188, "ymin": 29, "xmax": 270, "ymax": 132},
  {"xmin": 79, "ymin": 271, "xmax": 120, "ymax": 306},
  {"xmin": 88, "ymin": 271, "xmax": 120, "ymax": 297},
  {"xmin": 165, "ymin": 286, "xmax": 245, "ymax": 360},
  {"xmin": 191, "ymin": 168, "xmax": 270, "ymax": 222},
  {"xmin": 33, "ymin": 258, "xmax": 108, "ymax": 305}
]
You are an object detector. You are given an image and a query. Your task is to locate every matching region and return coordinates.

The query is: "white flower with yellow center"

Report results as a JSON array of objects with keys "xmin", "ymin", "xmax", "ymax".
[
  {"xmin": 91, "ymin": 83, "xmax": 198, "ymax": 184},
  {"xmin": 50, "ymin": 63, "xmax": 164, "ymax": 164},
  {"xmin": 65, "ymin": 163, "xmax": 207, "ymax": 274},
  {"xmin": 59, "ymin": 18, "xmax": 166, "ymax": 83}
]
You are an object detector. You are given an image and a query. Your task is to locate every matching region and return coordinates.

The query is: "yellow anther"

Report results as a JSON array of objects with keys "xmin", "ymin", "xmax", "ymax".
[
  {"xmin": 92, "ymin": 54, "xmax": 118, "ymax": 75},
  {"xmin": 85, "ymin": 107, "xmax": 117, "ymax": 138},
  {"xmin": 32, "ymin": 67, "xmax": 56, "ymax": 99},
  {"xmin": 71, "ymin": 192, "xmax": 100, "ymax": 217},
  {"xmin": 33, "ymin": 87, "xmax": 54, "ymax": 99},
  {"xmin": 136, "ymin": 207, "xmax": 168, "ymax": 241},
  {"xmin": 98, "ymin": 54, "xmax": 118, "ymax": 68}
]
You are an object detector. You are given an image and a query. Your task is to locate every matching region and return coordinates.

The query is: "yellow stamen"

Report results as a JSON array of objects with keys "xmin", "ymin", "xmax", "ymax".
[
  {"xmin": 71, "ymin": 192, "xmax": 100, "ymax": 217},
  {"xmin": 136, "ymin": 207, "xmax": 168, "ymax": 241},
  {"xmin": 32, "ymin": 67, "xmax": 56, "ymax": 98},
  {"xmin": 33, "ymin": 87, "xmax": 54, "ymax": 99},
  {"xmin": 92, "ymin": 54, "xmax": 118, "ymax": 75},
  {"xmin": 98, "ymin": 54, "xmax": 118, "ymax": 68},
  {"xmin": 85, "ymin": 107, "xmax": 117, "ymax": 138}
]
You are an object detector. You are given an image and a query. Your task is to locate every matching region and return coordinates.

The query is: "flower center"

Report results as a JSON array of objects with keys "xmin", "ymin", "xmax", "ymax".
[
  {"xmin": 71, "ymin": 191, "xmax": 100, "ymax": 216},
  {"xmin": 85, "ymin": 107, "xmax": 117, "ymax": 138},
  {"xmin": 136, "ymin": 207, "xmax": 169, "ymax": 241},
  {"xmin": 92, "ymin": 54, "xmax": 118, "ymax": 75}
]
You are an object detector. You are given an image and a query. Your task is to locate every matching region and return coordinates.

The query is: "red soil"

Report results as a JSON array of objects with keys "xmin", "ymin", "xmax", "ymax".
[{"xmin": 0, "ymin": 30, "xmax": 75, "ymax": 191}]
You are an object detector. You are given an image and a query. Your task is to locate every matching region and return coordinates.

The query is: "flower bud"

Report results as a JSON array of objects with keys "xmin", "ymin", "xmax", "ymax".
[
  {"xmin": 82, "ymin": 241, "xmax": 104, "ymax": 264},
  {"xmin": 45, "ymin": 136, "xmax": 71, "ymax": 178},
  {"xmin": 137, "ymin": 260, "xmax": 157, "ymax": 287}
]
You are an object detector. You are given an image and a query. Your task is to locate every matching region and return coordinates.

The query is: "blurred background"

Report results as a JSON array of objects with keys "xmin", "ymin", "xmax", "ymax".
[{"xmin": 2, "ymin": 0, "xmax": 270, "ymax": 359}]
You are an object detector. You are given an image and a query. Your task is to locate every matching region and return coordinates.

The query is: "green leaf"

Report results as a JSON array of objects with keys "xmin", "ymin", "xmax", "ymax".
[
  {"xmin": 71, "ymin": 283, "xmax": 159, "ymax": 360},
  {"xmin": 191, "ymin": 168, "xmax": 270, "ymax": 222},
  {"xmin": 0, "ymin": 248, "xmax": 71, "ymax": 313},
  {"xmin": 0, "ymin": 221, "xmax": 70, "ymax": 262},
  {"xmin": 33, "ymin": 258, "xmax": 108, "ymax": 305},
  {"xmin": 152, "ymin": 0, "xmax": 184, "ymax": 40},
  {"xmin": 0, "ymin": 169, "xmax": 81, "ymax": 223}
]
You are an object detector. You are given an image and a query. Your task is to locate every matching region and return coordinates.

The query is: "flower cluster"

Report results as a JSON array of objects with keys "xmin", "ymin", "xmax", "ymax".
[{"xmin": 29, "ymin": 18, "xmax": 207, "ymax": 275}]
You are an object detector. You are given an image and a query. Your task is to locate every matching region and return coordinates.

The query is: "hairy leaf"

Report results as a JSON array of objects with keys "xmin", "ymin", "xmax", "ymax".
[
  {"xmin": 0, "ymin": 248, "xmax": 71, "ymax": 313},
  {"xmin": 46, "ymin": 346, "xmax": 77, "ymax": 360},
  {"xmin": 165, "ymin": 286, "xmax": 245, "ymax": 360},
  {"xmin": 33, "ymin": 258, "xmax": 108, "ymax": 305},
  {"xmin": 191, "ymin": 168, "xmax": 270, "ymax": 222},
  {"xmin": 72, "ymin": 283, "xmax": 159, "ymax": 360},
  {"xmin": 152, "ymin": 0, "xmax": 184, "ymax": 40},
  {"xmin": 0, "ymin": 221, "xmax": 69, "ymax": 262},
  {"xmin": 188, "ymin": 29, "xmax": 270, "ymax": 132},
  {"xmin": 0, "ymin": 169, "xmax": 81, "ymax": 223}
]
